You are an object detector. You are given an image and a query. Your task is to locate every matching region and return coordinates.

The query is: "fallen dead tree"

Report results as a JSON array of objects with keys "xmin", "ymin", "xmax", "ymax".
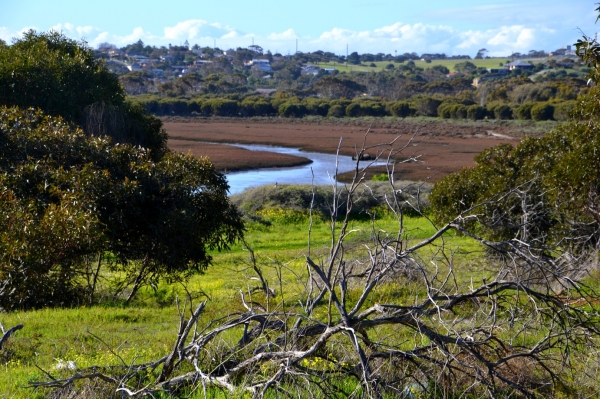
[{"xmin": 29, "ymin": 134, "xmax": 600, "ymax": 398}]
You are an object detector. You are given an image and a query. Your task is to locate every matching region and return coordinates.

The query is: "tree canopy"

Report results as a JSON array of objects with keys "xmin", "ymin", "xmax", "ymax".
[
  {"xmin": 0, "ymin": 30, "xmax": 168, "ymax": 158},
  {"xmin": 0, "ymin": 31, "xmax": 245, "ymax": 310},
  {"xmin": 0, "ymin": 106, "xmax": 244, "ymax": 310}
]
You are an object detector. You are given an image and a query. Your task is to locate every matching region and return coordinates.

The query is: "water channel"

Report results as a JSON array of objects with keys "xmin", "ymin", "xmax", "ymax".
[{"xmin": 224, "ymin": 143, "xmax": 386, "ymax": 194}]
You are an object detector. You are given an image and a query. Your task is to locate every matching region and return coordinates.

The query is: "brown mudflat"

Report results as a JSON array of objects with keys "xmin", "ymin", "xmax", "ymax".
[{"xmin": 164, "ymin": 117, "xmax": 546, "ymax": 183}]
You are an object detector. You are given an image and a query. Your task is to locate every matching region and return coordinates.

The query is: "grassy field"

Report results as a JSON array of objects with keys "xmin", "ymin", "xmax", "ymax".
[
  {"xmin": 308, "ymin": 57, "xmax": 533, "ymax": 73},
  {"xmin": 2, "ymin": 182, "xmax": 599, "ymax": 397},
  {"xmin": 0, "ymin": 209, "xmax": 484, "ymax": 398}
]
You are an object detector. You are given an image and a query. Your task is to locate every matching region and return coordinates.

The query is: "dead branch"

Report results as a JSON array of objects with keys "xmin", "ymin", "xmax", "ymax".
[
  {"xmin": 0, "ymin": 323, "xmax": 23, "ymax": 350},
  {"xmin": 29, "ymin": 133, "xmax": 600, "ymax": 398}
]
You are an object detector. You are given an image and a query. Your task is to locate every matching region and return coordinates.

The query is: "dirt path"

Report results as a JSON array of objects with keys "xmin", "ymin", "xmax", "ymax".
[{"xmin": 164, "ymin": 117, "xmax": 550, "ymax": 182}]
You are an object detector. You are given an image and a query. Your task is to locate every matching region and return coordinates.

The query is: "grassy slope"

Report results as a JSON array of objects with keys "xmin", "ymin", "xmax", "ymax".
[
  {"xmin": 0, "ymin": 213, "xmax": 482, "ymax": 398},
  {"xmin": 309, "ymin": 57, "xmax": 517, "ymax": 73},
  {"xmin": 308, "ymin": 57, "xmax": 571, "ymax": 73}
]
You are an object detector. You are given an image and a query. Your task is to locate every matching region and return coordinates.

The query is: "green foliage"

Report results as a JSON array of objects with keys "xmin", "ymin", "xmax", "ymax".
[
  {"xmin": 553, "ymin": 100, "xmax": 576, "ymax": 121},
  {"xmin": 231, "ymin": 182, "xmax": 431, "ymax": 222},
  {"xmin": 516, "ymin": 102, "xmax": 535, "ymax": 120},
  {"xmin": 390, "ymin": 101, "xmax": 412, "ymax": 117},
  {"xmin": 372, "ymin": 173, "xmax": 389, "ymax": 181},
  {"xmin": 466, "ymin": 104, "xmax": 486, "ymax": 120},
  {"xmin": 415, "ymin": 97, "xmax": 442, "ymax": 117},
  {"xmin": 203, "ymin": 98, "xmax": 240, "ymax": 116},
  {"xmin": 327, "ymin": 104, "xmax": 345, "ymax": 118},
  {"xmin": 0, "ymin": 30, "xmax": 124, "ymax": 123},
  {"xmin": 278, "ymin": 102, "xmax": 307, "ymax": 118},
  {"xmin": 431, "ymin": 82, "xmax": 600, "ymax": 250},
  {"xmin": 530, "ymin": 102, "xmax": 554, "ymax": 121},
  {"xmin": 493, "ymin": 104, "xmax": 513, "ymax": 120},
  {"xmin": 0, "ymin": 107, "xmax": 244, "ymax": 310},
  {"xmin": 0, "ymin": 30, "xmax": 168, "ymax": 157},
  {"xmin": 454, "ymin": 61, "xmax": 477, "ymax": 73},
  {"xmin": 345, "ymin": 102, "xmax": 361, "ymax": 117}
]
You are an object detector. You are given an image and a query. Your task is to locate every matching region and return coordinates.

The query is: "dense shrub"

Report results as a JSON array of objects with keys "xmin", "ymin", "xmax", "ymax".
[
  {"xmin": 390, "ymin": 101, "xmax": 412, "ymax": 117},
  {"xmin": 209, "ymin": 99, "xmax": 239, "ymax": 116},
  {"xmin": 231, "ymin": 182, "xmax": 431, "ymax": 222},
  {"xmin": 305, "ymin": 99, "xmax": 330, "ymax": 116},
  {"xmin": 345, "ymin": 103, "xmax": 361, "ymax": 117},
  {"xmin": 188, "ymin": 99, "xmax": 202, "ymax": 114},
  {"xmin": 158, "ymin": 98, "xmax": 189, "ymax": 115},
  {"xmin": 467, "ymin": 105, "xmax": 486, "ymax": 120},
  {"xmin": 437, "ymin": 103, "xmax": 453, "ymax": 119},
  {"xmin": 516, "ymin": 102, "xmax": 535, "ymax": 120},
  {"xmin": 359, "ymin": 102, "xmax": 386, "ymax": 117},
  {"xmin": 416, "ymin": 97, "xmax": 442, "ymax": 117},
  {"xmin": 452, "ymin": 104, "xmax": 468, "ymax": 119},
  {"xmin": 494, "ymin": 104, "xmax": 513, "ymax": 120},
  {"xmin": 530, "ymin": 102, "xmax": 555, "ymax": 121},
  {"xmin": 279, "ymin": 102, "xmax": 307, "ymax": 118},
  {"xmin": 0, "ymin": 106, "xmax": 244, "ymax": 309},
  {"xmin": 254, "ymin": 100, "xmax": 275, "ymax": 116},
  {"xmin": 327, "ymin": 104, "xmax": 345, "ymax": 118},
  {"xmin": 553, "ymin": 101, "xmax": 576, "ymax": 121}
]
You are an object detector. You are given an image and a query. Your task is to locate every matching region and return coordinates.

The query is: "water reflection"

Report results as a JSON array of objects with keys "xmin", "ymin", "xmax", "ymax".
[{"xmin": 225, "ymin": 143, "xmax": 386, "ymax": 194}]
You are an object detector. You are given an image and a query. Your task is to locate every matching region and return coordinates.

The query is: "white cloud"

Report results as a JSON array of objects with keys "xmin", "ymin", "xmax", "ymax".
[
  {"xmin": 0, "ymin": 26, "xmax": 37, "ymax": 43},
  {"xmin": 1, "ymin": 18, "xmax": 586, "ymax": 56},
  {"xmin": 267, "ymin": 29, "xmax": 299, "ymax": 41},
  {"xmin": 163, "ymin": 20, "xmax": 240, "ymax": 41}
]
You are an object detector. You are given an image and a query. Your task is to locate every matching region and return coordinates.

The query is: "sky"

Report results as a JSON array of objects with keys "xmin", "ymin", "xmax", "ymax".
[{"xmin": 1, "ymin": 1, "xmax": 597, "ymax": 57}]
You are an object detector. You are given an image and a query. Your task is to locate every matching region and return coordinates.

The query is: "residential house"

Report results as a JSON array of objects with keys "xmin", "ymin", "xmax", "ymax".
[
  {"xmin": 504, "ymin": 61, "xmax": 533, "ymax": 71},
  {"xmin": 127, "ymin": 63, "xmax": 142, "ymax": 72},
  {"xmin": 247, "ymin": 59, "xmax": 272, "ymax": 72},
  {"xmin": 160, "ymin": 55, "xmax": 176, "ymax": 63}
]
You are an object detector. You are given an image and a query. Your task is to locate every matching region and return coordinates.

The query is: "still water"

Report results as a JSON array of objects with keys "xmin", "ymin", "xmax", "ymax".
[{"xmin": 224, "ymin": 143, "xmax": 386, "ymax": 194}]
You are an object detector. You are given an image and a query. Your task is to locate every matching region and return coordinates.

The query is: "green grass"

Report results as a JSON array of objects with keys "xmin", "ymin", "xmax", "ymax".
[
  {"xmin": 309, "ymin": 57, "xmax": 534, "ymax": 73},
  {"xmin": 2, "ymin": 209, "xmax": 597, "ymax": 397},
  {"xmin": 0, "ymin": 213, "xmax": 484, "ymax": 398}
]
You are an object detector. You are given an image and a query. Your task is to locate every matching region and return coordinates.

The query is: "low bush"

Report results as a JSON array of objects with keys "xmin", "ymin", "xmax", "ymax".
[
  {"xmin": 345, "ymin": 103, "xmax": 361, "ymax": 117},
  {"xmin": 231, "ymin": 182, "xmax": 432, "ymax": 221},
  {"xmin": 279, "ymin": 103, "xmax": 307, "ymax": 118},
  {"xmin": 530, "ymin": 102, "xmax": 554, "ymax": 121},
  {"xmin": 390, "ymin": 101, "xmax": 411, "ymax": 117},
  {"xmin": 516, "ymin": 102, "xmax": 535, "ymax": 120},
  {"xmin": 467, "ymin": 105, "xmax": 486, "ymax": 120},
  {"xmin": 327, "ymin": 104, "xmax": 345, "ymax": 118},
  {"xmin": 553, "ymin": 100, "xmax": 576, "ymax": 121},
  {"xmin": 494, "ymin": 104, "xmax": 513, "ymax": 120}
]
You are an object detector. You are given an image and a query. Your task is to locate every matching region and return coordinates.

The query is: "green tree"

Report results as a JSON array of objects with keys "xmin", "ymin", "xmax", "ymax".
[
  {"xmin": 0, "ymin": 30, "xmax": 167, "ymax": 158},
  {"xmin": 347, "ymin": 51, "xmax": 361, "ymax": 65},
  {"xmin": 454, "ymin": 61, "xmax": 477, "ymax": 73},
  {"xmin": 430, "ymin": 8, "xmax": 600, "ymax": 252},
  {"xmin": 314, "ymin": 76, "xmax": 365, "ymax": 99},
  {"xmin": 0, "ymin": 107, "xmax": 244, "ymax": 309},
  {"xmin": 0, "ymin": 30, "xmax": 123, "ymax": 122}
]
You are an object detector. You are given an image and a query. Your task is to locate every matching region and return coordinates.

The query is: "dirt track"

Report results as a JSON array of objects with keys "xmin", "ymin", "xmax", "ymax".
[{"xmin": 164, "ymin": 117, "xmax": 550, "ymax": 182}]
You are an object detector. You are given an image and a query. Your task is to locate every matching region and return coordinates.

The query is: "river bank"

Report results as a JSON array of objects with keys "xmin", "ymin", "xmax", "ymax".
[{"xmin": 164, "ymin": 117, "xmax": 540, "ymax": 183}]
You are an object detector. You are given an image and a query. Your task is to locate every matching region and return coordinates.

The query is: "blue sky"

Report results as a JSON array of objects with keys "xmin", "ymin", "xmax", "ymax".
[{"xmin": 1, "ymin": 1, "xmax": 597, "ymax": 57}]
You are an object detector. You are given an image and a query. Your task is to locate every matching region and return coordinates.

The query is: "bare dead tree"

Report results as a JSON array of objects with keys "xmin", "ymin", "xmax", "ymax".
[{"xmin": 29, "ymin": 135, "xmax": 600, "ymax": 398}]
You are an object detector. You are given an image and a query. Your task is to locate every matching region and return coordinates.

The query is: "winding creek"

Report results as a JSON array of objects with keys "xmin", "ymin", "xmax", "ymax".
[{"xmin": 224, "ymin": 143, "xmax": 386, "ymax": 194}]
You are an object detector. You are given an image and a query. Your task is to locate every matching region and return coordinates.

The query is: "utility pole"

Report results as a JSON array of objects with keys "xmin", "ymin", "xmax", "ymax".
[
  {"xmin": 296, "ymin": 39, "xmax": 298, "ymax": 54},
  {"xmin": 346, "ymin": 44, "xmax": 348, "ymax": 67}
]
